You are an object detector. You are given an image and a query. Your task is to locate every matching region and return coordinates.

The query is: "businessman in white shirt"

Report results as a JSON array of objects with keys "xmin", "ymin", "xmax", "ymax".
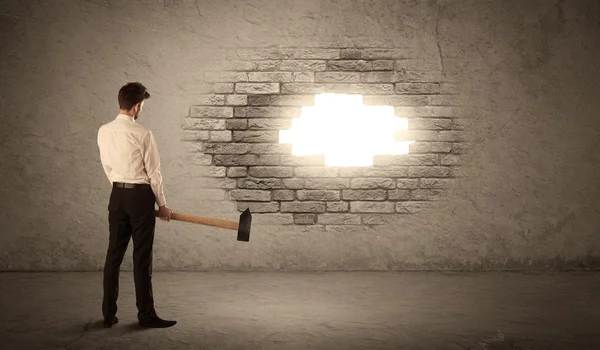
[{"xmin": 97, "ymin": 82, "xmax": 176, "ymax": 328}]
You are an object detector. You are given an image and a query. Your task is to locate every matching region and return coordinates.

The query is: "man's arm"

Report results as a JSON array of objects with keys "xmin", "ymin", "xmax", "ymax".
[
  {"xmin": 142, "ymin": 130, "xmax": 167, "ymax": 207},
  {"xmin": 97, "ymin": 130, "xmax": 113, "ymax": 186}
]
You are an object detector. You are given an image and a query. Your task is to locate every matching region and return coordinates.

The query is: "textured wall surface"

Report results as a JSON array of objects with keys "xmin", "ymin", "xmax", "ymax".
[{"xmin": 0, "ymin": 0, "xmax": 599, "ymax": 271}]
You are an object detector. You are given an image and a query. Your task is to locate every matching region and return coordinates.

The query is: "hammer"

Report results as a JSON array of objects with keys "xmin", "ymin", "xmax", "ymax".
[{"xmin": 153, "ymin": 208, "xmax": 252, "ymax": 242}]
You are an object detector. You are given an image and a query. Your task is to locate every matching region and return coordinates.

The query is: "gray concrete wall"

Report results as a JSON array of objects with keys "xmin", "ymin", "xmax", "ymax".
[{"xmin": 1, "ymin": 0, "xmax": 599, "ymax": 271}]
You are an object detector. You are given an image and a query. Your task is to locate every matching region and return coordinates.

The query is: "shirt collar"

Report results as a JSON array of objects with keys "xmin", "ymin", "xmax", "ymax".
[{"xmin": 116, "ymin": 114, "xmax": 136, "ymax": 123}]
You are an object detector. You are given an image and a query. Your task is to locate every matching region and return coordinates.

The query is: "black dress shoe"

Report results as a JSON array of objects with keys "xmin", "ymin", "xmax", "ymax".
[
  {"xmin": 138, "ymin": 315, "xmax": 177, "ymax": 328},
  {"xmin": 103, "ymin": 316, "xmax": 119, "ymax": 328}
]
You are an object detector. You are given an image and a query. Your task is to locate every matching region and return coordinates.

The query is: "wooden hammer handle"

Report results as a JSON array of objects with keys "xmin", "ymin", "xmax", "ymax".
[{"xmin": 154, "ymin": 210, "xmax": 239, "ymax": 230}]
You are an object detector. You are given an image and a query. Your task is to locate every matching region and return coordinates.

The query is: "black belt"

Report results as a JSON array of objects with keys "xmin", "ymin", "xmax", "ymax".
[{"xmin": 113, "ymin": 182, "xmax": 151, "ymax": 189}]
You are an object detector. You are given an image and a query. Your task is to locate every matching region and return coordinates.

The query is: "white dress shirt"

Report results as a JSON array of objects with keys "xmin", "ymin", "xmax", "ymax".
[{"xmin": 97, "ymin": 114, "xmax": 167, "ymax": 207}]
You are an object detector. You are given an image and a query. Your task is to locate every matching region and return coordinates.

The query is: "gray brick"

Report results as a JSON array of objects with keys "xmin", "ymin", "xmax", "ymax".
[
  {"xmin": 339, "ymin": 167, "xmax": 364, "ymax": 177},
  {"xmin": 305, "ymin": 178, "xmax": 349, "ymax": 189},
  {"xmin": 452, "ymin": 118, "xmax": 471, "ymax": 130},
  {"xmin": 183, "ymin": 153, "xmax": 213, "ymax": 165},
  {"xmin": 213, "ymin": 83, "xmax": 234, "ymax": 93},
  {"xmin": 247, "ymin": 72, "xmax": 293, "ymax": 83},
  {"xmin": 237, "ymin": 201, "xmax": 280, "ymax": 213},
  {"xmin": 451, "ymin": 143, "xmax": 472, "ymax": 154},
  {"xmin": 235, "ymin": 83, "xmax": 279, "ymax": 94},
  {"xmin": 203, "ymin": 143, "xmax": 250, "ymax": 154},
  {"xmin": 411, "ymin": 189, "xmax": 445, "ymax": 200},
  {"xmin": 247, "ymin": 118, "xmax": 292, "ymax": 130},
  {"xmin": 270, "ymin": 95, "xmax": 315, "ymax": 106},
  {"xmin": 372, "ymin": 60, "xmax": 394, "ymax": 71},
  {"xmin": 294, "ymin": 214, "xmax": 317, "ymax": 225},
  {"xmin": 363, "ymin": 95, "xmax": 429, "ymax": 106},
  {"xmin": 317, "ymin": 214, "xmax": 361, "ymax": 225},
  {"xmin": 362, "ymin": 166, "xmax": 408, "ymax": 177},
  {"xmin": 180, "ymin": 130, "xmax": 209, "ymax": 141},
  {"xmin": 182, "ymin": 142, "xmax": 204, "ymax": 153},
  {"xmin": 360, "ymin": 71, "xmax": 403, "ymax": 83},
  {"xmin": 420, "ymin": 178, "xmax": 453, "ymax": 188},
  {"xmin": 213, "ymin": 154, "xmax": 258, "ymax": 166},
  {"xmin": 408, "ymin": 166, "xmax": 451, "ymax": 177},
  {"xmin": 251, "ymin": 213, "xmax": 294, "ymax": 224},
  {"xmin": 195, "ymin": 94, "xmax": 226, "ymax": 105},
  {"xmin": 272, "ymin": 190, "xmax": 295, "ymax": 201},
  {"xmin": 395, "ymin": 83, "xmax": 440, "ymax": 94},
  {"xmin": 405, "ymin": 70, "xmax": 443, "ymax": 83},
  {"xmin": 209, "ymin": 130, "xmax": 232, "ymax": 142},
  {"xmin": 429, "ymin": 95, "xmax": 467, "ymax": 106},
  {"xmin": 182, "ymin": 118, "xmax": 226, "ymax": 130},
  {"xmin": 282, "ymin": 178, "xmax": 304, "ymax": 189},
  {"xmin": 237, "ymin": 177, "xmax": 283, "ymax": 189},
  {"xmin": 192, "ymin": 201, "xmax": 235, "ymax": 213},
  {"xmin": 227, "ymin": 167, "xmax": 248, "ymax": 177},
  {"xmin": 294, "ymin": 48, "xmax": 341, "ymax": 59},
  {"xmin": 193, "ymin": 177, "xmax": 237, "ymax": 189},
  {"xmin": 295, "ymin": 167, "xmax": 339, "ymax": 177},
  {"xmin": 236, "ymin": 48, "xmax": 294, "ymax": 60},
  {"xmin": 361, "ymin": 49, "xmax": 413, "ymax": 59},
  {"xmin": 396, "ymin": 179, "xmax": 419, "ymax": 189},
  {"xmin": 190, "ymin": 107, "xmax": 233, "ymax": 119},
  {"xmin": 292, "ymin": 72, "xmax": 315, "ymax": 82},
  {"xmin": 189, "ymin": 165, "xmax": 226, "ymax": 177},
  {"xmin": 395, "ymin": 59, "xmax": 440, "ymax": 71},
  {"xmin": 350, "ymin": 178, "xmax": 395, "ymax": 189},
  {"xmin": 281, "ymin": 83, "xmax": 327, "ymax": 94},
  {"xmin": 342, "ymin": 190, "xmax": 386, "ymax": 200},
  {"xmin": 297, "ymin": 190, "xmax": 340, "ymax": 201},
  {"xmin": 440, "ymin": 154, "xmax": 460, "ymax": 166},
  {"xmin": 248, "ymin": 166, "xmax": 293, "ymax": 178},
  {"xmin": 388, "ymin": 190, "xmax": 410, "ymax": 200},
  {"xmin": 258, "ymin": 155, "xmax": 280, "ymax": 165},
  {"xmin": 225, "ymin": 94, "xmax": 248, "ymax": 106},
  {"xmin": 234, "ymin": 106, "xmax": 301, "ymax": 118},
  {"xmin": 281, "ymin": 201, "xmax": 326, "ymax": 213},
  {"xmin": 209, "ymin": 60, "xmax": 255, "ymax": 71},
  {"xmin": 325, "ymin": 83, "xmax": 394, "ymax": 94},
  {"xmin": 349, "ymin": 201, "xmax": 395, "ymax": 213},
  {"xmin": 396, "ymin": 106, "xmax": 457, "ymax": 117},
  {"xmin": 204, "ymin": 71, "xmax": 248, "ymax": 82},
  {"xmin": 247, "ymin": 95, "xmax": 271, "ymax": 106},
  {"xmin": 372, "ymin": 155, "xmax": 438, "ymax": 166},
  {"xmin": 280, "ymin": 155, "xmax": 324, "ymax": 166},
  {"xmin": 340, "ymin": 49, "xmax": 362, "ymax": 59},
  {"xmin": 327, "ymin": 202, "xmax": 349, "ymax": 212},
  {"xmin": 438, "ymin": 131, "xmax": 465, "ymax": 142},
  {"xmin": 250, "ymin": 143, "xmax": 292, "ymax": 154},
  {"xmin": 228, "ymin": 189, "xmax": 271, "ymax": 201},
  {"xmin": 315, "ymin": 72, "xmax": 360, "ymax": 83},
  {"xmin": 226, "ymin": 119, "xmax": 247, "ymax": 130},
  {"xmin": 409, "ymin": 142, "xmax": 453, "ymax": 153},
  {"xmin": 408, "ymin": 118, "xmax": 452, "ymax": 130},
  {"xmin": 326, "ymin": 60, "xmax": 372, "ymax": 71},
  {"xmin": 280, "ymin": 60, "xmax": 327, "ymax": 71},
  {"xmin": 233, "ymin": 130, "xmax": 279, "ymax": 143},
  {"xmin": 362, "ymin": 214, "xmax": 398, "ymax": 224},
  {"xmin": 255, "ymin": 61, "xmax": 281, "ymax": 71}
]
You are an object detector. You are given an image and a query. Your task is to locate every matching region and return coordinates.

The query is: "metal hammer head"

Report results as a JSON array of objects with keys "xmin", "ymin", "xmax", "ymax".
[{"xmin": 237, "ymin": 208, "xmax": 252, "ymax": 242}]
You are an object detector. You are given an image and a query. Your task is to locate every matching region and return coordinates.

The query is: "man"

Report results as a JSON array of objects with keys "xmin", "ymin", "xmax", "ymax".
[{"xmin": 97, "ymin": 82, "xmax": 176, "ymax": 328}]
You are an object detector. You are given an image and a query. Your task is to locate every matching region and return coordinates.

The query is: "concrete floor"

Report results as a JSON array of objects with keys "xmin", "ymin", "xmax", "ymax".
[{"xmin": 0, "ymin": 272, "xmax": 598, "ymax": 350}]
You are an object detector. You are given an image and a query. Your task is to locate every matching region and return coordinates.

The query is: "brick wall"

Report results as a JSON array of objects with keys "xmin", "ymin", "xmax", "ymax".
[{"xmin": 179, "ymin": 46, "xmax": 466, "ymax": 227}]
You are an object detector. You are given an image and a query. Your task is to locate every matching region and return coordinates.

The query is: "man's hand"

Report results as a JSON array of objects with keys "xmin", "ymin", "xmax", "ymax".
[{"xmin": 157, "ymin": 205, "xmax": 172, "ymax": 222}]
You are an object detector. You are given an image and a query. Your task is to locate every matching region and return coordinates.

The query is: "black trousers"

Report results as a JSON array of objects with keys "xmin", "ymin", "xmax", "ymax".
[{"xmin": 103, "ymin": 183, "xmax": 156, "ymax": 321}]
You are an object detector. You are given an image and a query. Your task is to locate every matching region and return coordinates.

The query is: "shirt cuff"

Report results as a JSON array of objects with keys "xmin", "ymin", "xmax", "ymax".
[{"xmin": 156, "ymin": 195, "xmax": 167, "ymax": 207}]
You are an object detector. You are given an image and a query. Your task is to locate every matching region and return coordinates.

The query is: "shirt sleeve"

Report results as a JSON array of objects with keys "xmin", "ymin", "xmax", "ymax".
[
  {"xmin": 97, "ymin": 129, "xmax": 113, "ymax": 186},
  {"xmin": 142, "ymin": 130, "xmax": 167, "ymax": 207}
]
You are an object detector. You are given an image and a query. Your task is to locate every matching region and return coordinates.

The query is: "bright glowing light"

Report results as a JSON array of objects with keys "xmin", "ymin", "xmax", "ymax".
[{"xmin": 279, "ymin": 93, "xmax": 415, "ymax": 166}]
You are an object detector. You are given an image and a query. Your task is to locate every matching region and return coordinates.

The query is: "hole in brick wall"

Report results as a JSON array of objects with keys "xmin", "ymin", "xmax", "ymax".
[{"xmin": 278, "ymin": 93, "xmax": 414, "ymax": 167}]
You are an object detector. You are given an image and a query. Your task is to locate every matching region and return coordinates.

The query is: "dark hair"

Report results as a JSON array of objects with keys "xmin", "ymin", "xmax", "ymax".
[{"xmin": 118, "ymin": 82, "xmax": 150, "ymax": 110}]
